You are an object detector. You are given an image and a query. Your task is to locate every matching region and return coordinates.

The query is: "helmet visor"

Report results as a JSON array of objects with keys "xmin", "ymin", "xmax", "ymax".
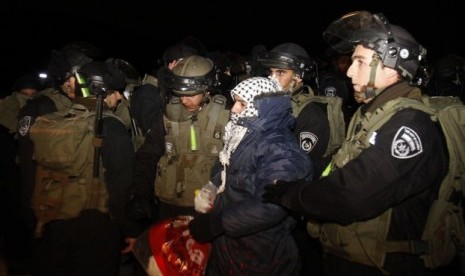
[
  {"xmin": 323, "ymin": 11, "xmax": 391, "ymax": 54},
  {"xmin": 258, "ymin": 52, "xmax": 312, "ymax": 73},
  {"xmin": 158, "ymin": 67, "xmax": 211, "ymax": 96}
]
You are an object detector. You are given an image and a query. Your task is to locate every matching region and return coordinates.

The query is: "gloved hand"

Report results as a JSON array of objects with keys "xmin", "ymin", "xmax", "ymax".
[
  {"xmin": 188, "ymin": 213, "xmax": 224, "ymax": 244},
  {"xmin": 125, "ymin": 193, "xmax": 158, "ymax": 221},
  {"xmin": 262, "ymin": 180, "xmax": 299, "ymax": 206}
]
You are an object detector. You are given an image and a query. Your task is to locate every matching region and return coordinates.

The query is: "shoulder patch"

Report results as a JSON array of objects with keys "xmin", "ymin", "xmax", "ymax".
[
  {"xmin": 324, "ymin": 86, "xmax": 337, "ymax": 97},
  {"xmin": 18, "ymin": 116, "xmax": 32, "ymax": 136},
  {"xmin": 300, "ymin": 131, "xmax": 318, "ymax": 153},
  {"xmin": 391, "ymin": 126, "xmax": 423, "ymax": 159}
]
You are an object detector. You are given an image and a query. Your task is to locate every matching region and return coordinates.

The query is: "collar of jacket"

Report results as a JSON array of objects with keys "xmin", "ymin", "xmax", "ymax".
[{"xmin": 362, "ymin": 81, "xmax": 422, "ymax": 114}]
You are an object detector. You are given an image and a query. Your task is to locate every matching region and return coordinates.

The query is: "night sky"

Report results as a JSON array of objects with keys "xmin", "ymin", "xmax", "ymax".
[{"xmin": 1, "ymin": 0, "xmax": 464, "ymax": 95}]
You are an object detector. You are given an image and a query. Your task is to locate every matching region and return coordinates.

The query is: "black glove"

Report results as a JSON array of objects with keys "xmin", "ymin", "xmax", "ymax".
[
  {"xmin": 262, "ymin": 180, "xmax": 299, "ymax": 206},
  {"xmin": 188, "ymin": 213, "xmax": 224, "ymax": 244},
  {"xmin": 125, "ymin": 193, "xmax": 158, "ymax": 221}
]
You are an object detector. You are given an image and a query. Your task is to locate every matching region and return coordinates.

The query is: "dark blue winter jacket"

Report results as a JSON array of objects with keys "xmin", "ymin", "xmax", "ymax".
[{"xmin": 207, "ymin": 92, "xmax": 313, "ymax": 275}]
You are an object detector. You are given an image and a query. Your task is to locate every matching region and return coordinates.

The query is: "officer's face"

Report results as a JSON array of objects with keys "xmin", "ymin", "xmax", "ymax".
[
  {"xmin": 180, "ymin": 93, "xmax": 204, "ymax": 112},
  {"xmin": 62, "ymin": 76, "xmax": 77, "ymax": 99},
  {"xmin": 19, "ymin": 88, "xmax": 38, "ymax": 97},
  {"xmin": 269, "ymin": 68, "xmax": 302, "ymax": 92},
  {"xmin": 104, "ymin": 91, "xmax": 122, "ymax": 109},
  {"xmin": 346, "ymin": 45, "xmax": 399, "ymax": 99},
  {"xmin": 269, "ymin": 68, "xmax": 295, "ymax": 90}
]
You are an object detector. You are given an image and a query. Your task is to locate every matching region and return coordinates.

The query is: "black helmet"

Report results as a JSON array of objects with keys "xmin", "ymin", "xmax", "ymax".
[
  {"xmin": 77, "ymin": 61, "xmax": 127, "ymax": 97},
  {"xmin": 158, "ymin": 55, "xmax": 215, "ymax": 96},
  {"xmin": 13, "ymin": 74, "xmax": 41, "ymax": 91},
  {"xmin": 323, "ymin": 10, "xmax": 427, "ymax": 80},
  {"xmin": 163, "ymin": 43, "xmax": 199, "ymax": 66},
  {"xmin": 105, "ymin": 58, "xmax": 141, "ymax": 94},
  {"xmin": 434, "ymin": 54, "xmax": 465, "ymax": 81},
  {"xmin": 46, "ymin": 42, "xmax": 97, "ymax": 84},
  {"xmin": 258, "ymin": 42, "xmax": 314, "ymax": 78}
]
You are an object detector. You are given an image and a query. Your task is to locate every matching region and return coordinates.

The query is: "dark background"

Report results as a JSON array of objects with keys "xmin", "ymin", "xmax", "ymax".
[{"xmin": 1, "ymin": 0, "xmax": 464, "ymax": 95}]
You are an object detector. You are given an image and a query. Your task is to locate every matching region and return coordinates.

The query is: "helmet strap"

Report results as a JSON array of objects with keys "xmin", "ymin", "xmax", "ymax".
[{"xmin": 364, "ymin": 53, "xmax": 382, "ymax": 100}]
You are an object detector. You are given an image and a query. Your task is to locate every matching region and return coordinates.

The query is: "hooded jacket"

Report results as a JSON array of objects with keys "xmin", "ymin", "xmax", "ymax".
[{"xmin": 207, "ymin": 90, "xmax": 313, "ymax": 275}]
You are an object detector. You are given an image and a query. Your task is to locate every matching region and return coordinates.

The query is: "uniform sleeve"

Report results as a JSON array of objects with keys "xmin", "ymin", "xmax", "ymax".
[
  {"xmin": 100, "ymin": 116, "xmax": 140, "ymax": 236},
  {"xmin": 131, "ymin": 113, "xmax": 166, "ymax": 198},
  {"xmin": 283, "ymin": 109, "xmax": 447, "ymax": 224},
  {"xmin": 130, "ymin": 84, "xmax": 164, "ymax": 134},
  {"xmin": 294, "ymin": 102, "xmax": 330, "ymax": 177}
]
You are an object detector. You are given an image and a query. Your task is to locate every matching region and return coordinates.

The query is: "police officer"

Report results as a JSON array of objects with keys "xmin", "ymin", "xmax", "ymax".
[
  {"xmin": 127, "ymin": 55, "xmax": 229, "ymax": 222},
  {"xmin": 263, "ymin": 10, "xmax": 448, "ymax": 275},
  {"xmin": 259, "ymin": 43, "xmax": 317, "ymax": 101},
  {"xmin": 31, "ymin": 61, "xmax": 141, "ymax": 275},
  {"xmin": 259, "ymin": 42, "xmax": 333, "ymax": 176},
  {"xmin": 12, "ymin": 45, "xmax": 94, "ymax": 275},
  {"xmin": 16, "ymin": 44, "xmax": 94, "ymax": 244},
  {"xmin": 129, "ymin": 42, "xmax": 201, "ymax": 151}
]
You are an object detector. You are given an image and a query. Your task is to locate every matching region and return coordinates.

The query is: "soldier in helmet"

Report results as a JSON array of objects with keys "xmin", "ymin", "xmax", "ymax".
[
  {"xmin": 128, "ymin": 41, "xmax": 203, "ymax": 152},
  {"xmin": 260, "ymin": 42, "xmax": 342, "ymax": 275},
  {"xmin": 259, "ymin": 42, "xmax": 335, "ymax": 176},
  {"xmin": 263, "ymin": 10, "xmax": 449, "ymax": 275},
  {"xmin": 126, "ymin": 55, "xmax": 230, "ymax": 225},
  {"xmin": 16, "ymin": 43, "xmax": 94, "ymax": 228},
  {"xmin": 30, "ymin": 61, "xmax": 142, "ymax": 275},
  {"xmin": 12, "ymin": 43, "xmax": 95, "ymax": 275},
  {"xmin": 259, "ymin": 42, "xmax": 316, "ymax": 97}
]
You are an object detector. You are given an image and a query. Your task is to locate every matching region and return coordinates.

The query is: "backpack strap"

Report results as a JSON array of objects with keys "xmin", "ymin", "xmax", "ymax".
[
  {"xmin": 142, "ymin": 74, "xmax": 158, "ymax": 87},
  {"xmin": 206, "ymin": 95, "xmax": 226, "ymax": 138}
]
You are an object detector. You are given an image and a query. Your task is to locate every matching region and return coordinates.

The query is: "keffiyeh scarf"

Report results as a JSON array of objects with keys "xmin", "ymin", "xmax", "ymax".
[{"xmin": 218, "ymin": 77, "xmax": 280, "ymax": 192}]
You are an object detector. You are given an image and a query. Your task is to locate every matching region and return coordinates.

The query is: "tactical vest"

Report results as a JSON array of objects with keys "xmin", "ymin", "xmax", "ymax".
[
  {"xmin": 155, "ymin": 95, "xmax": 229, "ymax": 206},
  {"xmin": 29, "ymin": 105, "xmax": 114, "ymax": 236},
  {"xmin": 306, "ymin": 99, "xmax": 389, "ymax": 268}
]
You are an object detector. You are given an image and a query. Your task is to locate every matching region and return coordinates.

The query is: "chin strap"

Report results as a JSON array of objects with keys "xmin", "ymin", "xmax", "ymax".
[{"xmin": 363, "ymin": 53, "xmax": 383, "ymax": 100}]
